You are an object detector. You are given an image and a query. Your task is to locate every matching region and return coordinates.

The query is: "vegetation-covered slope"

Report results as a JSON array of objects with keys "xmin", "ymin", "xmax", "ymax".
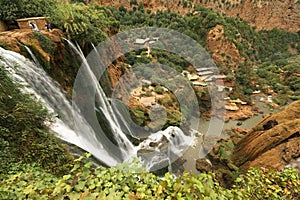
[
  {"xmin": 0, "ymin": 67, "xmax": 73, "ymax": 176},
  {"xmin": 1, "ymin": 1, "xmax": 299, "ymax": 104},
  {"xmin": 0, "ymin": 1, "xmax": 300, "ymax": 199},
  {"xmin": 98, "ymin": 0, "xmax": 300, "ymax": 32}
]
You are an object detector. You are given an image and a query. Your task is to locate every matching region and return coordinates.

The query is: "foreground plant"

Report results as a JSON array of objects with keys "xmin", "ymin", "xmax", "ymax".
[{"xmin": 1, "ymin": 153, "xmax": 299, "ymax": 200}]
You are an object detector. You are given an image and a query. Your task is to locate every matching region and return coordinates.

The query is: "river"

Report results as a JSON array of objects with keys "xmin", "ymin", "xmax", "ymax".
[{"xmin": 182, "ymin": 100, "xmax": 278, "ymax": 174}]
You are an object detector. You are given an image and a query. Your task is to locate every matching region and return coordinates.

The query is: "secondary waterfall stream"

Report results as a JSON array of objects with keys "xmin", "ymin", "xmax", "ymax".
[{"xmin": 0, "ymin": 46, "xmax": 193, "ymax": 171}]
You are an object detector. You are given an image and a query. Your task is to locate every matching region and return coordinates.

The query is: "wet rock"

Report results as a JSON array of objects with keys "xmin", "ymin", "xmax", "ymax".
[
  {"xmin": 196, "ymin": 158, "xmax": 212, "ymax": 173},
  {"xmin": 202, "ymin": 135, "xmax": 221, "ymax": 154},
  {"xmin": 231, "ymin": 127, "xmax": 249, "ymax": 136},
  {"xmin": 236, "ymin": 121, "xmax": 243, "ymax": 126},
  {"xmin": 286, "ymin": 157, "xmax": 300, "ymax": 174},
  {"xmin": 137, "ymin": 127, "xmax": 193, "ymax": 172},
  {"xmin": 225, "ymin": 105, "xmax": 254, "ymax": 122}
]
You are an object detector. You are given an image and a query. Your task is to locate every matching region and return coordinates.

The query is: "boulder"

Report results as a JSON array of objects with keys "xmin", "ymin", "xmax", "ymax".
[{"xmin": 233, "ymin": 100, "xmax": 300, "ymax": 172}]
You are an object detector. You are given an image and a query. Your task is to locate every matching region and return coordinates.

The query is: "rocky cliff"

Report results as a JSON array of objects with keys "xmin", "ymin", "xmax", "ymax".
[
  {"xmin": 196, "ymin": 100, "xmax": 300, "ymax": 187},
  {"xmin": 0, "ymin": 29, "xmax": 79, "ymax": 95},
  {"xmin": 196, "ymin": 0, "xmax": 300, "ymax": 33},
  {"xmin": 206, "ymin": 24, "xmax": 244, "ymax": 69},
  {"xmin": 98, "ymin": 0, "xmax": 300, "ymax": 33},
  {"xmin": 233, "ymin": 100, "xmax": 300, "ymax": 172}
]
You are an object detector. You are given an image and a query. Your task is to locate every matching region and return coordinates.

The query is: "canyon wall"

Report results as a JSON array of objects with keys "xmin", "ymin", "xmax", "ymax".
[{"xmin": 98, "ymin": 0, "xmax": 300, "ymax": 32}]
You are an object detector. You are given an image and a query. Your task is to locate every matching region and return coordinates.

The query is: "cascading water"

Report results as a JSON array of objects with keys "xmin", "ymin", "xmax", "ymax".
[
  {"xmin": 0, "ymin": 47, "xmax": 120, "ymax": 165},
  {"xmin": 0, "ymin": 45, "xmax": 194, "ymax": 171},
  {"xmin": 64, "ymin": 41, "xmax": 136, "ymax": 162},
  {"xmin": 23, "ymin": 46, "xmax": 41, "ymax": 68}
]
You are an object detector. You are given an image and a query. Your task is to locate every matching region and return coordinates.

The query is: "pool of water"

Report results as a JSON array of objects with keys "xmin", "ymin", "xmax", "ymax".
[{"xmin": 182, "ymin": 101, "xmax": 278, "ymax": 174}]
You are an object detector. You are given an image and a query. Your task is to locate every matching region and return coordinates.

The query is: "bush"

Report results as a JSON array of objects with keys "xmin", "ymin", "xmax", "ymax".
[
  {"xmin": 1, "ymin": 153, "xmax": 300, "ymax": 199},
  {"xmin": 0, "ymin": 0, "xmax": 56, "ymax": 21},
  {"xmin": 0, "ymin": 67, "xmax": 73, "ymax": 175},
  {"xmin": 50, "ymin": 3, "xmax": 118, "ymax": 49},
  {"xmin": 155, "ymin": 85, "xmax": 164, "ymax": 94},
  {"xmin": 232, "ymin": 168, "xmax": 300, "ymax": 199},
  {"xmin": 34, "ymin": 32, "xmax": 55, "ymax": 55}
]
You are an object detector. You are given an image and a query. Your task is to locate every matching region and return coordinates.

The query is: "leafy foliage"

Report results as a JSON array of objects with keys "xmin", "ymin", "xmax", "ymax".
[
  {"xmin": 232, "ymin": 168, "xmax": 300, "ymax": 199},
  {"xmin": 1, "ymin": 153, "xmax": 299, "ymax": 199},
  {"xmin": 50, "ymin": 2, "xmax": 119, "ymax": 49},
  {"xmin": 0, "ymin": 2, "xmax": 299, "ymax": 199},
  {"xmin": 109, "ymin": 5, "xmax": 299, "ymax": 102},
  {"xmin": 33, "ymin": 32, "xmax": 55, "ymax": 55},
  {"xmin": 257, "ymin": 55, "xmax": 300, "ymax": 105},
  {"xmin": 0, "ymin": 0, "xmax": 56, "ymax": 21},
  {"xmin": 0, "ymin": 164, "xmax": 59, "ymax": 200},
  {"xmin": 0, "ymin": 66, "xmax": 73, "ymax": 175},
  {"xmin": 0, "ymin": 0, "xmax": 22, "ymax": 21}
]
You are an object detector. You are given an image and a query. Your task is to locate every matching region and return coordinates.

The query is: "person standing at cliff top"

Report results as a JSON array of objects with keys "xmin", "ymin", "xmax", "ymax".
[
  {"xmin": 45, "ymin": 22, "xmax": 52, "ymax": 32},
  {"xmin": 29, "ymin": 22, "xmax": 40, "ymax": 32}
]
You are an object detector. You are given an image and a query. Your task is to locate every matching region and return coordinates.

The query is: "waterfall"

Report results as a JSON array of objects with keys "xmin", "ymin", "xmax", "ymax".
[
  {"xmin": 64, "ymin": 40, "xmax": 136, "ymax": 162},
  {"xmin": 0, "ymin": 46, "xmax": 194, "ymax": 171},
  {"xmin": 0, "ymin": 47, "xmax": 120, "ymax": 166},
  {"xmin": 23, "ymin": 46, "xmax": 41, "ymax": 67}
]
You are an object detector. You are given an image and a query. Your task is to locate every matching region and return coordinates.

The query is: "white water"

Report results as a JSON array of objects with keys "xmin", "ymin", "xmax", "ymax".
[
  {"xmin": 65, "ymin": 41, "xmax": 136, "ymax": 162},
  {"xmin": 0, "ymin": 47, "xmax": 119, "ymax": 165},
  {"xmin": 0, "ymin": 46, "xmax": 193, "ymax": 171}
]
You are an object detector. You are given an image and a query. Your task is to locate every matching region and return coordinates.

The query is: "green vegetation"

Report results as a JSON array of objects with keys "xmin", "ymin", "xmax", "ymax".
[
  {"xmin": 130, "ymin": 108, "xmax": 149, "ymax": 127},
  {"xmin": 233, "ymin": 167, "xmax": 300, "ymax": 199},
  {"xmin": 33, "ymin": 32, "xmax": 55, "ymax": 55},
  {"xmin": 155, "ymin": 85, "xmax": 164, "ymax": 94},
  {"xmin": 25, "ymin": 42, "xmax": 52, "ymax": 71},
  {"xmin": 109, "ymin": 5, "xmax": 299, "ymax": 102},
  {"xmin": 257, "ymin": 55, "xmax": 300, "ymax": 105},
  {"xmin": 0, "ymin": 0, "xmax": 56, "ymax": 21},
  {"xmin": 0, "ymin": 66, "xmax": 73, "ymax": 176},
  {"xmin": 0, "ymin": 1, "xmax": 299, "ymax": 199},
  {"xmin": 1, "ymin": 153, "xmax": 299, "ymax": 199},
  {"xmin": 50, "ymin": 2, "xmax": 119, "ymax": 50}
]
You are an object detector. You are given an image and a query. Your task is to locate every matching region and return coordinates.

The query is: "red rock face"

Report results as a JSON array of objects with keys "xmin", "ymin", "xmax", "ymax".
[
  {"xmin": 233, "ymin": 100, "xmax": 300, "ymax": 172},
  {"xmin": 206, "ymin": 25, "xmax": 244, "ymax": 69},
  {"xmin": 223, "ymin": 0, "xmax": 300, "ymax": 33},
  {"xmin": 97, "ymin": 0, "xmax": 300, "ymax": 33},
  {"xmin": 0, "ymin": 29, "xmax": 77, "ymax": 95}
]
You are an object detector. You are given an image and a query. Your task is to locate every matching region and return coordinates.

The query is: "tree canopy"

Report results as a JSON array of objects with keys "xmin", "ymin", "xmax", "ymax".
[{"xmin": 0, "ymin": 0, "xmax": 56, "ymax": 21}]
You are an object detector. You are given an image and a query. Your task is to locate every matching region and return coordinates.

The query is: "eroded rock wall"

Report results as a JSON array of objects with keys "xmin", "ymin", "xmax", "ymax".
[
  {"xmin": 233, "ymin": 100, "xmax": 300, "ymax": 171},
  {"xmin": 98, "ymin": 0, "xmax": 300, "ymax": 32}
]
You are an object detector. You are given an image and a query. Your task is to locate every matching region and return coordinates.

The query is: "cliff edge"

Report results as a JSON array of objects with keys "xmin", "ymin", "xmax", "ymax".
[{"xmin": 233, "ymin": 100, "xmax": 300, "ymax": 172}]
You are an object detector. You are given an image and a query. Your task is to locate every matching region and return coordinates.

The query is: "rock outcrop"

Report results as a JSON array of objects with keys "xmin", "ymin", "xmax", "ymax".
[
  {"xmin": 206, "ymin": 25, "xmax": 244, "ymax": 69},
  {"xmin": 233, "ymin": 100, "xmax": 300, "ymax": 172},
  {"xmin": 225, "ymin": 105, "xmax": 254, "ymax": 122},
  {"xmin": 0, "ymin": 29, "xmax": 79, "ymax": 94},
  {"xmin": 0, "ymin": 29, "xmax": 63, "ymax": 60},
  {"xmin": 197, "ymin": 0, "xmax": 300, "ymax": 33},
  {"xmin": 197, "ymin": 100, "xmax": 300, "ymax": 187}
]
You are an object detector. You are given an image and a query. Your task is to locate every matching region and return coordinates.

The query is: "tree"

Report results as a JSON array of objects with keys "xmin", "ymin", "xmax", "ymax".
[
  {"xmin": 50, "ymin": 3, "xmax": 118, "ymax": 49},
  {"xmin": 130, "ymin": 0, "xmax": 138, "ymax": 6},
  {"xmin": 0, "ymin": 0, "xmax": 56, "ymax": 21},
  {"xmin": 138, "ymin": 2, "xmax": 144, "ymax": 13},
  {"xmin": 0, "ymin": 0, "xmax": 22, "ymax": 21}
]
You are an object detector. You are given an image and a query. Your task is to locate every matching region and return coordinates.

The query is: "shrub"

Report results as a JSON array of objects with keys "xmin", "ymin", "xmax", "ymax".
[
  {"xmin": 232, "ymin": 168, "xmax": 300, "ymax": 199},
  {"xmin": 2, "ymin": 153, "xmax": 300, "ymax": 199},
  {"xmin": 0, "ymin": 0, "xmax": 56, "ymax": 21},
  {"xmin": 34, "ymin": 32, "xmax": 55, "ymax": 55},
  {"xmin": 155, "ymin": 85, "xmax": 164, "ymax": 94},
  {"xmin": 0, "ymin": 67, "xmax": 73, "ymax": 176}
]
